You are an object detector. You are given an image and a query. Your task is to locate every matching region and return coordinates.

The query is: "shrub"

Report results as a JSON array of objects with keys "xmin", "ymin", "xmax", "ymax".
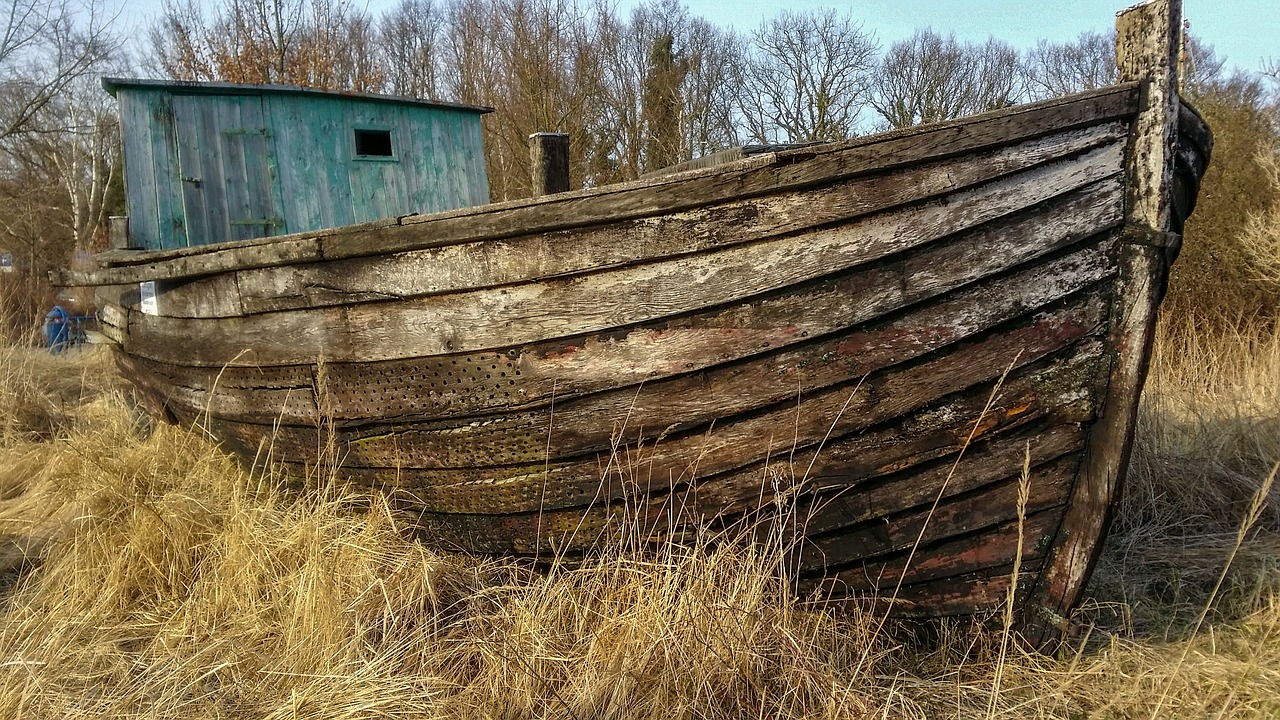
[{"xmin": 1167, "ymin": 75, "xmax": 1280, "ymax": 334}]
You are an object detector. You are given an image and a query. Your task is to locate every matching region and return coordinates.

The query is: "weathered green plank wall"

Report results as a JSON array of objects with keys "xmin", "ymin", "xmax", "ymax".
[
  {"xmin": 114, "ymin": 84, "xmax": 489, "ymax": 251},
  {"xmin": 118, "ymin": 89, "xmax": 186, "ymax": 250}
]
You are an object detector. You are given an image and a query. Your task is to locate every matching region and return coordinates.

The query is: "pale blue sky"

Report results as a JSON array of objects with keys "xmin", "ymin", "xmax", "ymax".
[
  {"xmin": 115, "ymin": 0, "xmax": 1275, "ymax": 74},
  {"xmin": 676, "ymin": 0, "xmax": 1274, "ymax": 74}
]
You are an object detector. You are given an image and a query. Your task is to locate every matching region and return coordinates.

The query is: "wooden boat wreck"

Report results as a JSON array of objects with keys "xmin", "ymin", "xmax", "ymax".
[{"xmin": 62, "ymin": 0, "xmax": 1208, "ymax": 641}]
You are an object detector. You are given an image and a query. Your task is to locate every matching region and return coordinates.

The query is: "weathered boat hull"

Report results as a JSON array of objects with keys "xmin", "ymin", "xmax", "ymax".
[{"xmin": 66, "ymin": 0, "xmax": 1209, "ymax": 641}]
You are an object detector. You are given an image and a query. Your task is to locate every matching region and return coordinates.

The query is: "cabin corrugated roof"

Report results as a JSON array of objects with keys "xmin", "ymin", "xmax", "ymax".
[{"xmin": 102, "ymin": 77, "xmax": 493, "ymax": 114}]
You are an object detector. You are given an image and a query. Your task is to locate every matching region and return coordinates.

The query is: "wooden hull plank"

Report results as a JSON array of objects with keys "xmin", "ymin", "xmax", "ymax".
[
  {"xmin": 794, "ymin": 453, "xmax": 1079, "ymax": 574},
  {"xmin": 814, "ymin": 508, "xmax": 1062, "ymax": 593},
  {"xmin": 145, "ymin": 122, "xmax": 1126, "ymax": 318},
  {"xmin": 807, "ymin": 561, "xmax": 1044, "ymax": 618},
  {"xmin": 790, "ymin": 420, "xmax": 1084, "ymax": 538},
  {"xmin": 122, "ymin": 142, "xmax": 1125, "ymax": 367},
  {"xmin": 202, "ymin": 252, "xmax": 1114, "ymax": 473},
  {"xmin": 117, "ymin": 354, "xmax": 321, "ymax": 424},
  {"xmin": 658, "ymin": 350, "xmax": 1100, "ymax": 524},
  {"xmin": 117, "ymin": 177, "xmax": 1124, "ymax": 429}
]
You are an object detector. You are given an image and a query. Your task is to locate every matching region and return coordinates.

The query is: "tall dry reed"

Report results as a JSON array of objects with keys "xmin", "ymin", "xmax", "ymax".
[{"xmin": 0, "ymin": 330, "xmax": 1276, "ymax": 718}]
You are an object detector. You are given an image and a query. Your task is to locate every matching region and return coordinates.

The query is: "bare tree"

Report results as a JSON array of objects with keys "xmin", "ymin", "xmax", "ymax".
[
  {"xmin": 0, "ymin": 0, "xmax": 119, "ymax": 336},
  {"xmin": 439, "ymin": 0, "xmax": 495, "ymax": 105},
  {"xmin": 0, "ymin": 165, "xmax": 66, "ymax": 337},
  {"xmin": 969, "ymin": 38, "xmax": 1023, "ymax": 111},
  {"xmin": 590, "ymin": 0, "xmax": 668, "ymax": 180},
  {"xmin": 680, "ymin": 17, "xmax": 743, "ymax": 157},
  {"xmin": 1023, "ymin": 31, "xmax": 1116, "ymax": 100},
  {"xmin": 590, "ymin": 0, "xmax": 742, "ymax": 179},
  {"xmin": 871, "ymin": 30, "xmax": 1024, "ymax": 129},
  {"xmin": 300, "ymin": 0, "xmax": 382, "ymax": 91},
  {"xmin": 440, "ymin": 0, "xmax": 608, "ymax": 198},
  {"xmin": 0, "ymin": 69, "xmax": 118, "ymax": 331},
  {"xmin": 146, "ymin": 0, "xmax": 219, "ymax": 80},
  {"xmin": 378, "ymin": 0, "xmax": 444, "ymax": 99},
  {"xmin": 149, "ymin": 0, "xmax": 381, "ymax": 90},
  {"xmin": 1180, "ymin": 33, "xmax": 1226, "ymax": 97},
  {"xmin": 0, "ymin": 0, "xmax": 116, "ymax": 144},
  {"xmin": 738, "ymin": 10, "xmax": 877, "ymax": 143},
  {"xmin": 32, "ymin": 72, "xmax": 119, "ymax": 254}
]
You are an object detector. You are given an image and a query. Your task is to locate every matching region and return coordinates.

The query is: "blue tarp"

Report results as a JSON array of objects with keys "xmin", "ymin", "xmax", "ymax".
[{"xmin": 43, "ymin": 306, "xmax": 95, "ymax": 353}]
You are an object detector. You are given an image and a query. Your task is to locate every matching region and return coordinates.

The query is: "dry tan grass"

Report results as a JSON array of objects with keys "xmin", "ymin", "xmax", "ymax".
[
  {"xmin": 0, "ymin": 329, "xmax": 1277, "ymax": 718},
  {"xmin": 1240, "ymin": 151, "xmax": 1280, "ymax": 293},
  {"xmin": 1084, "ymin": 318, "xmax": 1280, "ymax": 637}
]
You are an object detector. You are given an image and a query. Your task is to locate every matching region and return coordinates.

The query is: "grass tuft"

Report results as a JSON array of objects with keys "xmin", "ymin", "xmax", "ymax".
[{"xmin": 0, "ymin": 323, "xmax": 1277, "ymax": 718}]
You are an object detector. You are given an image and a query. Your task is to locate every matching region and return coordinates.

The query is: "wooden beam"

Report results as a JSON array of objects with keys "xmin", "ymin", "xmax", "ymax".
[
  {"xmin": 108, "ymin": 216, "xmax": 131, "ymax": 250},
  {"xmin": 529, "ymin": 132, "xmax": 570, "ymax": 196}
]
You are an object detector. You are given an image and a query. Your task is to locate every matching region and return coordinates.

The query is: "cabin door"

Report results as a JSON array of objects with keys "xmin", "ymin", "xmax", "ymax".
[{"xmin": 171, "ymin": 93, "xmax": 286, "ymax": 246}]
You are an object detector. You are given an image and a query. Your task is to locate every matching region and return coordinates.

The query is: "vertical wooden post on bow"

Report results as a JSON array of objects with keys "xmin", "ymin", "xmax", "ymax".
[
  {"xmin": 529, "ymin": 132, "xmax": 570, "ymax": 197},
  {"xmin": 1024, "ymin": 0, "xmax": 1185, "ymax": 648}
]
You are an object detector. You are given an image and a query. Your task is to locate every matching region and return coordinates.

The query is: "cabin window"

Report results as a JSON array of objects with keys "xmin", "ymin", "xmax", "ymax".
[{"xmin": 354, "ymin": 128, "xmax": 394, "ymax": 158}]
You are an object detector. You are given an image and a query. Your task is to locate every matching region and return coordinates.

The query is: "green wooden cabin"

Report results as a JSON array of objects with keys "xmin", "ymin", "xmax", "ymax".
[{"xmin": 105, "ymin": 78, "xmax": 491, "ymax": 251}]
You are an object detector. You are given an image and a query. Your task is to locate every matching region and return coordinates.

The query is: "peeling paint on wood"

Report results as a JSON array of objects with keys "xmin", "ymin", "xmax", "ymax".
[{"xmin": 66, "ymin": 4, "xmax": 1210, "ymax": 645}]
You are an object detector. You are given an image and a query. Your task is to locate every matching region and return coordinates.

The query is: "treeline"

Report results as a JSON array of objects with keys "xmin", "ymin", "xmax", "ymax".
[
  {"xmin": 148, "ymin": 0, "xmax": 1127, "ymax": 198},
  {"xmin": 0, "ymin": 0, "xmax": 121, "ymax": 340},
  {"xmin": 0, "ymin": 0, "xmax": 1278, "ymax": 339}
]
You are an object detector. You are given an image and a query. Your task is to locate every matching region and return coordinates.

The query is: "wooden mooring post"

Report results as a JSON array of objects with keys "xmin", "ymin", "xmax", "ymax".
[
  {"xmin": 108, "ymin": 216, "xmax": 130, "ymax": 250},
  {"xmin": 529, "ymin": 132, "xmax": 570, "ymax": 197}
]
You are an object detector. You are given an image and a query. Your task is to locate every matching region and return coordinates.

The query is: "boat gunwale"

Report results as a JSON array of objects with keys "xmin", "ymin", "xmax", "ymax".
[
  {"xmin": 132, "ymin": 121, "xmax": 1134, "ymax": 321},
  {"xmin": 114, "ymin": 143, "xmax": 1132, "ymax": 370}
]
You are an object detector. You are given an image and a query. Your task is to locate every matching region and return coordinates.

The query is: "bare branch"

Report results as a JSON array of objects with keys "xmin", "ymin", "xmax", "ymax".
[
  {"xmin": 1023, "ymin": 30, "xmax": 1116, "ymax": 100},
  {"xmin": 148, "ymin": 0, "xmax": 382, "ymax": 90},
  {"xmin": 871, "ymin": 29, "xmax": 1024, "ymax": 129},
  {"xmin": 0, "ymin": 0, "xmax": 118, "ymax": 143},
  {"xmin": 378, "ymin": 0, "xmax": 443, "ymax": 99},
  {"xmin": 738, "ymin": 9, "xmax": 877, "ymax": 144}
]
